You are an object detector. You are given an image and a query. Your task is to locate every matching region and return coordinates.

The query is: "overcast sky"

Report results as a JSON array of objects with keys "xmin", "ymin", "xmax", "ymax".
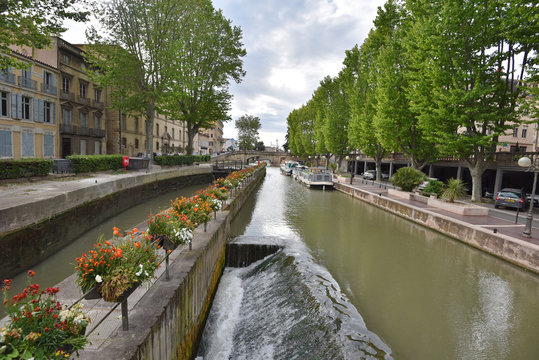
[{"xmin": 63, "ymin": 0, "xmax": 386, "ymax": 149}]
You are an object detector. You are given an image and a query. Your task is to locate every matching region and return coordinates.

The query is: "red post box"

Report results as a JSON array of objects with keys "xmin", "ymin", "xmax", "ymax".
[{"xmin": 122, "ymin": 156, "xmax": 129, "ymax": 172}]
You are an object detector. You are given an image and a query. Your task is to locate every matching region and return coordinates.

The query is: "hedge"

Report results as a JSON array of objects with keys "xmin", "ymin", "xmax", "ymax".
[
  {"xmin": 154, "ymin": 154, "xmax": 211, "ymax": 167},
  {"xmin": 67, "ymin": 154, "xmax": 123, "ymax": 173},
  {"xmin": 0, "ymin": 159, "xmax": 53, "ymax": 179}
]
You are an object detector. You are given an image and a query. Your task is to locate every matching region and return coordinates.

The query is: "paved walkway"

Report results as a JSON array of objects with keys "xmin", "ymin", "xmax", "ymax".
[{"xmin": 338, "ymin": 178, "xmax": 539, "ymax": 247}]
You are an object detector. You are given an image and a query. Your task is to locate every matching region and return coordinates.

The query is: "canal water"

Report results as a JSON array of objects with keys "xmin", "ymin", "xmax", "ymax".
[
  {"xmin": 197, "ymin": 167, "xmax": 539, "ymax": 360},
  {"xmin": 1, "ymin": 183, "xmax": 207, "ymax": 319}
]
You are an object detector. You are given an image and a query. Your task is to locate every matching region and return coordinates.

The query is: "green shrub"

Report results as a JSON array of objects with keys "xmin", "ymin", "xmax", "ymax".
[
  {"xmin": 0, "ymin": 159, "xmax": 53, "ymax": 179},
  {"xmin": 422, "ymin": 179, "xmax": 444, "ymax": 197},
  {"xmin": 441, "ymin": 178, "xmax": 467, "ymax": 202},
  {"xmin": 67, "ymin": 155, "xmax": 123, "ymax": 173},
  {"xmin": 392, "ymin": 167, "xmax": 427, "ymax": 192},
  {"xmin": 154, "ymin": 154, "xmax": 211, "ymax": 167}
]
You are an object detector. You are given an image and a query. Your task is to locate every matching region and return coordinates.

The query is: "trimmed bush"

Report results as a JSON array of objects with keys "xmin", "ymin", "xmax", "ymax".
[
  {"xmin": 392, "ymin": 167, "xmax": 427, "ymax": 192},
  {"xmin": 0, "ymin": 159, "xmax": 53, "ymax": 179},
  {"xmin": 422, "ymin": 179, "xmax": 444, "ymax": 197},
  {"xmin": 67, "ymin": 154, "xmax": 123, "ymax": 173},
  {"xmin": 154, "ymin": 154, "xmax": 211, "ymax": 167}
]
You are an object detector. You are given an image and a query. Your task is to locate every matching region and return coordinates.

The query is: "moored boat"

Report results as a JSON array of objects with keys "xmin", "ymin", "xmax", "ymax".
[
  {"xmin": 297, "ymin": 167, "xmax": 333, "ymax": 189},
  {"xmin": 280, "ymin": 160, "xmax": 299, "ymax": 175}
]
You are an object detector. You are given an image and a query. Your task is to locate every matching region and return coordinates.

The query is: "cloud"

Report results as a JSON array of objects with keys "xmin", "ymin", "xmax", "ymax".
[{"xmin": 213, "ymin": 0, "xmax": 385, "ymax": 147}]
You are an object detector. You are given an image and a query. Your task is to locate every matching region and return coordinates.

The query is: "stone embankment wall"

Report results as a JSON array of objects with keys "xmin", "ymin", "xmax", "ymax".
[
  {"xmin": 79, "ymin": 167, "xmax": 266, "ymax": 360},
  {"xmin": 335, "ymin": 183, "xmax": 539, "ymax": 274},
  {"xmin": 0, "ymin": 166, "xmax": 213, "ymax": 279}
]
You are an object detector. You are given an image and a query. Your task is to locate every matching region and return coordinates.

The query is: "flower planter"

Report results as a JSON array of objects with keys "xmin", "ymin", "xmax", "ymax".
[
  {"xmin": 116, "ymin": 283, "xmax": 138, "ymax": 303},
  {"xmin": 157, "ymin": 235, "xmax": 178, "ymax": 252},
  {"xmin": 427, "ymin": 197, "xmax": 489, "ymax": 216},
  {"xmin": 84, "ymin": 286, "xmax": 101, "ymax": 300}
]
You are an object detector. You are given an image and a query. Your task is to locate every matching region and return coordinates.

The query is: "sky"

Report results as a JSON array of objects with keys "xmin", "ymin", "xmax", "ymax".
[{"xmin": 62, "ymin": 0, "xmax": 387, "ymax": 150}]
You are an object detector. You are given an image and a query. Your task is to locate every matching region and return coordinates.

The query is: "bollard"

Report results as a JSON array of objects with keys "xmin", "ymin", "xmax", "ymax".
[
  {"xmin": 165, "ymin": 255, "xmax": 169, "ymax": 280},
  {"xmin": 122, "ymin": 299, "xmax": 129, "ymax": 331},
  {"xmin": 515, "ymin": 207, "xmax": 520, "ymax": 224}
]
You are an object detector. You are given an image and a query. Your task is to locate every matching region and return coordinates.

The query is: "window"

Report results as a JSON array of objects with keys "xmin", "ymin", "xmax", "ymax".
[
  {"xmin": 135, "ymin": 138, "xmax": 139, "ymax": 149},
  {"xmin": 1, "ymin": 91, "xmax": 8, "ymax": 117},
  {"xmin": 134, "ymin": 117, "xmax": 138, "ymax": 132},
  {"xmin": 80, "ymin": 112, "xmax": 88, "ymax": 128},
  {"xmin": 513, "ymin": 127, "xmax": 518, "ymax": 137},
  {"xmin": 122, "ymin": 137, "xmax": 127, "ymax": 147},
  {"xmin": 94, "ymin": 141, "xmax": 101, "ymax": 155},
  {"xmin": 44, "ymin": 101, "xmax": 53, "ymax": 123},
  {"xmin": 156, "ymin": 123, "xmax": 159, "ymax": 136},
  {"xmin": 80, "ymin": 82, "xmax": 87, "ymax": 98},
  {"xmin": 0, "ymin": 130, "xmax": 12, "ymax": 157},
  {"xmin": 22, "ymin": 68, "xmax": 31, "ymax": 79},
  {"xmin": 94, "ymin": 115, "xmax": 101, "ymax": 129},
  {"xmin": 94, "ymin": 89, "xmax": 101, "ymax": 102},
  {"xmin": 62, "ymin": 54, "xmax": 70, "ymax": 65},
  {"xmin": 80, "ymin": 139, "xmax": 86, "ymax": 155},
  {"xmin": 156, "ymin": 142, "xmax": 159, "ymax": 151},
  {"xmin": 44, "ymin": 71, "xmax": 53, "ymax": 86},
  {"xmin": 120, "ymin": 113, "xmax": 126, "ymax": 131},
  {"xmin": 21, "ymin": 131, "xmax": 34, "ymax": 157},
  {"xmin": 172, "ymin": 128, "xmax": 175, "ymax": 139},
  {"xmin": 44, "ymin": 134, "xmax": 54, "ymax": 157},
  {"xmin": 522, "ymin": 128, "xmax": 528, "ymax": 138},
  {"xmin": 21, "ymin": 96, "xmax": 31, "ymax": 120},
  {"xmin": 62, "ymin": 77, "xmax": 70, "ymax": 93},
  {"xmin": 62, "ymin": 108, "xmax": 72, "ymax": 125}
]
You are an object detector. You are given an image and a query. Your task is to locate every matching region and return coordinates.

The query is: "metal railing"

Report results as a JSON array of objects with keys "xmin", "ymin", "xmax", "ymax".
[
  {"xmin": 41, "ymin": 83, "xmax": 57, "ymax": 95},
  {"xmin": 0, "ymin": 72, "xmax": 15, "ymax": 84},
  {"xmin": 18, "ymin": 76, "xmax": 37, "ymax": 90}
]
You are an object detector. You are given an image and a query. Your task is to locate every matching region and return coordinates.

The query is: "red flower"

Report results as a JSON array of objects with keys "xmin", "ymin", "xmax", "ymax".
[{"xmin": 27, "ymin": 270, "xmax": 36, "ymax": 277}]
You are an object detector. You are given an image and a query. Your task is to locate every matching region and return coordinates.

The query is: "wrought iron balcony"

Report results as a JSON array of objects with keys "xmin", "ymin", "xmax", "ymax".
[
  {"xmin": 41, "ymin": 83, "xmax": 57, "ymax": 95},
  {"xmin": 60, "ymin": 90, "xmax": 75, "ymax": 101},
  {"xmin": 92, "ymin": 100, "xmax": 104, "ymax": 109},
  {"xmin": 77, "ymin": 95, "xmax": 91, "ymax": 106},
  {"xmin": 0, "ymin": 72, "xmax": 15, "ymax": 84},
  {"xmin": 18, "ymin": 76, "xmax": 37, "ymax": 90}
]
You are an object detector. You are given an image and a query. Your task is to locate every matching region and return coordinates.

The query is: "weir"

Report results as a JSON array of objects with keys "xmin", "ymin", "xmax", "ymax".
[{"xmin": 225, "ymin": 243, "xmax": 282, "ymax": 267}]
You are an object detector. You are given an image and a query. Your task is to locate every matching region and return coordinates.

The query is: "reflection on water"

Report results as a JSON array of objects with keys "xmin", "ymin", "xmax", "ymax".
[
  {"xmin": 199, "ymin": 168, "xmax": 539, "ymax": 360},
  {"xmin": 1, "ymin": 183, "xmax": 206, "ymax": 318}
]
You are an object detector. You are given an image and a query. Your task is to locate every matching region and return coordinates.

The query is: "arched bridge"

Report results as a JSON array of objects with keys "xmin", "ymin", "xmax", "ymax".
[{"xmin": 212, "ymin": 151, "xmax": 297, "ymax": 166}]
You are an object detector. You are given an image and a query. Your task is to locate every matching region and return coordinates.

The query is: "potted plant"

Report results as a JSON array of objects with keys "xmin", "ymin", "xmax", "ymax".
[
  {"xmin": 1, "ymin": 271, "xmax": 89, "ymax": 359},
  {"xmin": 75, "ymin": 229, "xmax": 159, "ymax": 302}
]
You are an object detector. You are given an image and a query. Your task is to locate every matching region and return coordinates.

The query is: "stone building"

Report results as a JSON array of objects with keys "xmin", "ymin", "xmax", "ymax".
[{"xmin": 0, "ymin": 51, "xmax": 60, "ymax": 159}]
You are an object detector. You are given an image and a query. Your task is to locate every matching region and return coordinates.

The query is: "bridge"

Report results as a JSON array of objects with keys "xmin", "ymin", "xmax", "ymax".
[{"xmin": 212, "ymin": 151, "xmax": 297, "ymax": 166}]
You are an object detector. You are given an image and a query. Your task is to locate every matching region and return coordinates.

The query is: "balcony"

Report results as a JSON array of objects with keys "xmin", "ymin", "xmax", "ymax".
[
  {"xmin": 77, "ymin": 95, "xmax": 91, "ymax": 106},
  {"xmin": 0, "ymin": 72, "xmax": 15, "ymax": 84},
  {"xmin": 92, "ymin": 100, "xmax": 104, "ymax": 109},
  {"xmin": 41, "ymin": 83, "xmax": 57, "ymax": 95},
  {"xmin": 90, "ymin": 128, "xmax": 105, "ymax": 138},
  {"xmin": 60, "ymin": 123, "xmax": 74, "ymax": 134},
  {"xmin": 79, "ymin": 126, "xmax": 89, "ymax": 135},
  {"xmin": 18, "ymin": 76, "xmax": 37, "ymax": 90},
  {"xmin": 60, "ymin": 90, "xmax": 75, "ymax": 101}
]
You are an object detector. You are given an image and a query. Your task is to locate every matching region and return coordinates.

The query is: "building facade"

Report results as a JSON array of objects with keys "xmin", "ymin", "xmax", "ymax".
[{"xmin": 0, "ymin": 52, "xmax": 60, "ymax": 159}]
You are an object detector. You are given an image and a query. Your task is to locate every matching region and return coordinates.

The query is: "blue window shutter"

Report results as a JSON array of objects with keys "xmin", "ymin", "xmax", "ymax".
[
  {"xmin": 0, "ymin": 130, "xmax": 12, "ymax": 157},
  {"xmin": 33, "ymin": 98, "xmax": 39, "ymax": 122},
  {"xmin": 39, "ymin": 100, "xmax": 44, "ymax": 122},
  {"xmin": 11, "ymin": 94, "xmax": 19, "ymax": 119},
  {"xmin": 51, "ymin": 73, "xmax": 56, "ymax": 87},
  {"xmin": 52, "ymin": 103, "xmax": 56, "ymax": 124}
]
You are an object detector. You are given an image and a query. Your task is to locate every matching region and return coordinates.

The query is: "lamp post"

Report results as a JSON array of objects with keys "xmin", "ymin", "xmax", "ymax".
[{"xmin": 518, "ymin": 155, "xmax": 538, "ymax": 238}]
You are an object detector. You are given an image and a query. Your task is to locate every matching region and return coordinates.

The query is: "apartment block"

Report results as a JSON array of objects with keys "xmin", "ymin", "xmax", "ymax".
[{"xmin": 0, "ymin": 52, "xmax": 60, "ymax": 159}]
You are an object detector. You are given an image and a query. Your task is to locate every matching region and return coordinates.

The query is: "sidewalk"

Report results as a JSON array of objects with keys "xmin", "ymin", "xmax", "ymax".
[{"xmin": 339, "ymin": 178, "xmax": 539, "ymax": 248}]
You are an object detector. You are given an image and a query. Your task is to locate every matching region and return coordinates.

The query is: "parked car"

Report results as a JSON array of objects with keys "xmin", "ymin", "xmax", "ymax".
[
  {"xmin": 526, "ymin": 193, "xmax": 539, "ymax": 207},
  {"xmin": 362, "ymin": 170, "xmax": 389, "ymax": 181},
  {"xmin": 418, "ymin": 178, "xmax": 439, "ymax": 191},
  {"xmin": 495, "ymin": 188, "xmax": 526, "ymax": 210}
]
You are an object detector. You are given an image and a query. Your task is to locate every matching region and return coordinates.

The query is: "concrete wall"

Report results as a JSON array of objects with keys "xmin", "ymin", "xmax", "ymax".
[
  {"xmin": 335, "ymin": 183, "xmax": 539, "ymax": 274},
  {"xmin": 0, "ymin": 166, "xmax": 213, "ymax": 279},
  {"xmin": 79, "ymin": 166, "xmax": 266, "ymax": 360}
]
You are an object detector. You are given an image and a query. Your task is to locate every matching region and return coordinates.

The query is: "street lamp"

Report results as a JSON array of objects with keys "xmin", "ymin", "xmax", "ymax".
[{"xmin": 518, "ymin": 155, "xmax": 537, "ymax": 238}]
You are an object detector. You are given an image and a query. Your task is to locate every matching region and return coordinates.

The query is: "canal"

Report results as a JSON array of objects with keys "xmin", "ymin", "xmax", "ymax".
[
  {"xmin": 1, "ymin": 182, "xmax": 208, "ymax": 319},
  {"xmin": 198, "ymin": 167, "xmax": 539, "ymax": 360}
]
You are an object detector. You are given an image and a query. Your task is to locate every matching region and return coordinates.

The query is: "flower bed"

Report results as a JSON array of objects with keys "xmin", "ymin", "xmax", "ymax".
[{"xmin": 1, "ymin": 271, "xmax": 89, "ymax": 359}]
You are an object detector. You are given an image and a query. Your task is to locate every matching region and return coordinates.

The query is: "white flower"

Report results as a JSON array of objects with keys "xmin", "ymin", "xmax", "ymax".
[
  {"xmin": 135, "ymin": 264, "xmax": 143, "ymax": 277},
  {"xmin": 95, "ymin": 275, "xmax": 102, "ymax": 283}
]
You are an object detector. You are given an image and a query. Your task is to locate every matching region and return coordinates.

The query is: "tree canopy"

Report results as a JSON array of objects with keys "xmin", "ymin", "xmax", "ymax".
[
  {"xmin": 0, "ymin": 0, "xmax": 89, "ymax": 70},
  {"xmin": 235, "ymin": 114, "xmax": 261, "ymax": 150}
]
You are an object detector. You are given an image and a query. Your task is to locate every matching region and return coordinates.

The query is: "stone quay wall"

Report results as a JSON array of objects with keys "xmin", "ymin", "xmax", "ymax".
[
  {"xmin": 0, "ymin": 166, "xmax": 213, "ymax": 279},
  {"xmin": 335, "ymin": 182, "xmax": 539, "ymax": 274},
  {"xmin": 78, "ymin": 166, "xmax": 266, "ymax": 360}
]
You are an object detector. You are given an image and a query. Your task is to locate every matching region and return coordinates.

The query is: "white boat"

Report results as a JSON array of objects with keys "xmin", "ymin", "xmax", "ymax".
[
  {"xmin": 280, "ymin": 160, "xmax": 299, "ymax": 175},
  {"xmin": 296, "ymin": 167, "xmax": 334, "ymax": 189},
  {"xmin": 292, "ymin": 164, "xmax": 308, "ymax": 180}
]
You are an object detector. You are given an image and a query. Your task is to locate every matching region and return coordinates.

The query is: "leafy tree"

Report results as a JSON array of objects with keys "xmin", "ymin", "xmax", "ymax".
[
  {"xmin": 159, "ymin": 0, "xmax": 246, "ymax": 155},
  {"xmin": 235, "ymin": 114, "xmax": 261, "ymax": 150},
  {"xmin": 405, "ymin": 0, "xmax": 534, "ymax": 201},
  {"xmin": 0, "ymin": 0, "xmax": 88, "ymax": 70},
  {"xmin": 255, "ymin": 141, "xmax": 265, "ymax": 151},
  {"xmin": 373, "ymin": 1, "xmax": 437, "ymax": 169},
  {"xmin": 85, "ymin": 0, "xmax": 179, "ymax": 158}
]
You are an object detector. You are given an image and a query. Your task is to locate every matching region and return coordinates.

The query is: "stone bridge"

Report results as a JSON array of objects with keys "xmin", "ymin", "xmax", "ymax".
[{"xmin": 212, "ymin": 151, "xmax": 297, "ymax": 166}]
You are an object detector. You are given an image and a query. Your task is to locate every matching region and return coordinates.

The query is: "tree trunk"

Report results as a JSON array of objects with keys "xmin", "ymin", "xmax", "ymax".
[
  {"xmin": 145, "ymin": 103, "xmax": 155, "ymax": 169},
  {"xmin": 186, "ymin": 124, "xmax": 199, "ymax": 155},
  {"xmin": 469, "ymin": 164, "xmax": 485, "ymax": 202}
]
